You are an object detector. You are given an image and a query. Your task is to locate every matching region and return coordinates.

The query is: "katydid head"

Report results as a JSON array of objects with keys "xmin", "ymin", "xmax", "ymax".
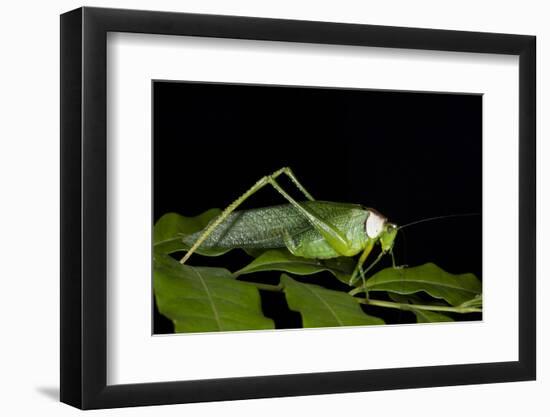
[
  {"xmin": 380, "ymin": 223, "xmax": 398, "ymax": 253},
  {"xmin": 364, "ymin": 211, "xmax": 480, "ymax": 258}
]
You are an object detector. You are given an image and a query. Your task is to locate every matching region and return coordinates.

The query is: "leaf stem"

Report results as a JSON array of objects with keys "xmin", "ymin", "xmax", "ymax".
[
  {"xmin": 356, "ymin": 298, "xmax": 482, "ymax": 314},
  {"xmin": 239, "ymin": 279, "xmax": 481, "ymax": 312},
  {"xmin": 348, "ymin": 287, "xmax": 364, "ymax": 296}
]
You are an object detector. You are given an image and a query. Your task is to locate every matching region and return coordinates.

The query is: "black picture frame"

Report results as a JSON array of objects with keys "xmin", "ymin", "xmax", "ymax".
[{"xmin": 60, "ymin": 6, "xmax": 536, "ymax": 410}]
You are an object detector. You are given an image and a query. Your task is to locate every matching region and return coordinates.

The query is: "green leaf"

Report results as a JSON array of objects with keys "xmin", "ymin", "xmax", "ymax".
[
  {"xmin": 154, "ymin": 254, "xmax": 274, "ymax": 333},
  {"xmin": 388, "ymin": 292, "xmax": 447, "ymax": 306},
  {"xmin": 366, "ymin": 263, "xmax": 481, "ymax": 306},
  {"xmin": 234, "ymin": 249, "xmax": 355, "ymax": 283},
  {"xmin": 388, "ymin": 293, "xmax": 454, "ymax": 323},
  {"xmin": 153, "ymin": 209, "xmax": 229, "ymax": 256},
  {"xmin": 413, "ymin": 310, "xmax": 454, "ymax": 323},
  {"xmin": 281, "ymin": 274, "xmax": 384, "ymax": 327},
  {"xmin": 242, "ymin": 248, "xmax": 268, "ymax": 258}
]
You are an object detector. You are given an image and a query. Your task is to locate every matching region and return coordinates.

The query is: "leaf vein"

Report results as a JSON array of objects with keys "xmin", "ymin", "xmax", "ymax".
[
  {"xmin": 171, "ymin": 295, "xmax": 255, "ymax": 311},
  {"xmin": 191, "ymin": 266, "xmax": 222, "ymax": 330},
  {"xmin": 303, "ymin": 285, "xmax": 344, "ymax": 326}
]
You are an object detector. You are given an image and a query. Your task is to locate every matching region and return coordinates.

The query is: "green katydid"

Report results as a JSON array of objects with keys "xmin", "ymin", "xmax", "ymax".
[{"xmin": 179, "ymin": 167, "xmax": 400, "ymax": 288}]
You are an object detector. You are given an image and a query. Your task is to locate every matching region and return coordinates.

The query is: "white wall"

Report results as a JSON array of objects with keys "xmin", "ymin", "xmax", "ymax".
[{"xmin": 0, "ymin": 0, "xmax": 546, "ymax": 415}]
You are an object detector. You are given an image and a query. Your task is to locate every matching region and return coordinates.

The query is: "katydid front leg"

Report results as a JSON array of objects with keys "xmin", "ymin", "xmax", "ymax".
[
  {"xmin": 350, "ymin": 249, "xmax": 404, "ymax": 299},
  {"xmin": 355, "ymin": 249, "xmax": 388, "ymax": 299},
  {"xmin": 361, "ymin": 250, "xmax": 387, "ymax": 279},
  {"xmin": 349, "ymin": 240, "xmax": 375, "ymax": 288},
  {"xmin": 179, "ymin": 167, "xmax": 355, "ymax": 265}
]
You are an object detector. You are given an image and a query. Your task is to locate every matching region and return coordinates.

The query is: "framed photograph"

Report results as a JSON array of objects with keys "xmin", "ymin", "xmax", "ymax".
[{"xmin": 60, "ymin": 6, "xmax": 536, "ymax": 409}]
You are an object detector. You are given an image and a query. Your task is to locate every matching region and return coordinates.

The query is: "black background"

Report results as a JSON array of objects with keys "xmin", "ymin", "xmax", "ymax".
[{"xmin": 153, "ymin": 81, "xmax": 482, "ymax": 333}]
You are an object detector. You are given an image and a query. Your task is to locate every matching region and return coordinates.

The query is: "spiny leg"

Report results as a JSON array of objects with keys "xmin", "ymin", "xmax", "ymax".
[
  {"xmin": 359, "ymin": 250, "xmax": 387, "ymax": 297},
  {"xmin": 180, "ymin": 167, "xmax": 349, "ymax": 264},
  {"xmin": 353, "ymin": 250, "xmax": 403, "ymax": 299},
  {"xmin": 282, "ymin": 167, "xmax": 315, "ymax": 201},
  {"xmin": 350, "ymin": 245, "xmax": 387, "ymax": 300},
  {"xmin": 267, "ymin": 177, "xmax": 352, "ymax": 255},
  {"xmin": 351, "ymin": 248, "xmax": 392, "ymax": 299},
  {"xmin": 391, "ymin": 251, "xmax": 407, "ymax": 269}
]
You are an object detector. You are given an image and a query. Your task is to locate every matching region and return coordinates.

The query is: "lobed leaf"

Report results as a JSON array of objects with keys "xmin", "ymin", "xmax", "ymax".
[
  {"xmin": 366, "ymin": 263, "xmax": 481, "ymax": 306},
  {"xmin": 153, "ymin": 209, "xmax": 230, "ymax": 256},
  {"xmin": 281, "ymin": 274, "xmax": 384, "ymax": 327},
  {"xmin": 154, "ymin": 254, "xmax": 274, "ymax": 333}
]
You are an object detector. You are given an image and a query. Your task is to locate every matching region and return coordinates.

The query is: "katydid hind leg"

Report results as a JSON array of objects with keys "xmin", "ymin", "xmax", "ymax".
[
  {"xmin": 281, "ymin": 167, "xmax": 315, "ymax": 201},
  {"xmin": 180, "ymin": 167, "xmax": 352, "ymax": 264},
  {"xmin": 267, "ymin": 177, "xmax": 354, "ymax": 256}
]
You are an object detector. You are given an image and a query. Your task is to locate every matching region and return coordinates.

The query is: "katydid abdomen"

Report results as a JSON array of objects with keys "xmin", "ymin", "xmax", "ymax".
[{"xmin": 183, "ymin": 201, "xmax": 370, "ymax": 259}]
